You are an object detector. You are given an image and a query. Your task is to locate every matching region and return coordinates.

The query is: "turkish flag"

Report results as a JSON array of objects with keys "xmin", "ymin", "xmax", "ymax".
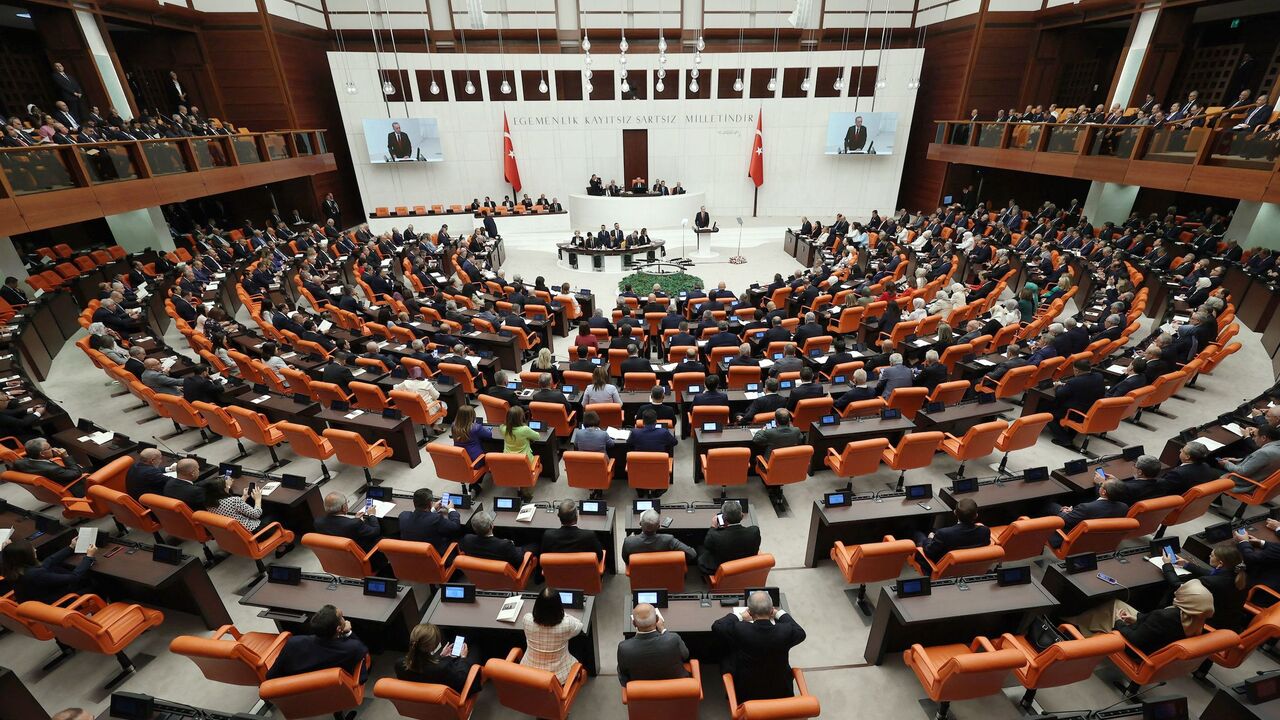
[
  {"xmin": 748, "ymin": 111, "xmax": 764, "ymax": 188},
  {"xmin": 503, "ymin": 112, "xmax": 522, "ymax": 193}
]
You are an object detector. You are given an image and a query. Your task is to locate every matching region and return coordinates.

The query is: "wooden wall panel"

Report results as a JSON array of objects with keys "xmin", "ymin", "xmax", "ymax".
[
  {"xmin": 202, "ymin": 27, "xmax": 292, "ymax": 131},
  {"xmin": 899, "ymin": 26, "xmax": 973, "ymax": 214},
  {"xmin": 967, "ymin": 27, "xmax": 1037, "ymax": 117}
]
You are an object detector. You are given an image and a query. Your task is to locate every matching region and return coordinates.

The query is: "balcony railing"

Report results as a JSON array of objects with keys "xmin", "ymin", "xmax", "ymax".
[
  {"xmin": 930, "ymin": 119, "xmax": 1280, "ymax": 202},
  {"xmin": 0, "ymin": 130, "xmax": 336, "ymax": 235}
]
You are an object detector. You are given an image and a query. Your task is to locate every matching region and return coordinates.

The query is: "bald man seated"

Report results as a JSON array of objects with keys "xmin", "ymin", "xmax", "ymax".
[
  {"xmin": 126, "ymin": 448, "xmax": 168, "ymax": 499},
  {"xmin": 162, "ymin": 458, "xmax": 221, "ymax": 509},
  {"xmin": 140, "ymin": 358, "xmax": 184, "ymax": 396},
  {"xmin": 617, "ymin": 602, "xmax": 691, "ymax": 686}
]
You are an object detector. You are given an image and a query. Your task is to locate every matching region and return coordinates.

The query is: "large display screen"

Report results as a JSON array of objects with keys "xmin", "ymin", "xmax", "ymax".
[
  {"xmin": 363, "ymin": 118, "xmax": 443, "ymax": 163},
  {"xmin": 823, "ymin": 111, "xmax": 898, "ymax": 156}
]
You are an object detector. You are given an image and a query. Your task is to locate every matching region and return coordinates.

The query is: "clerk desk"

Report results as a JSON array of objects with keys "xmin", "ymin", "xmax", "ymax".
[{"xmin": 422, "ymin": 590, "xmax": 599, "ymax": 675}]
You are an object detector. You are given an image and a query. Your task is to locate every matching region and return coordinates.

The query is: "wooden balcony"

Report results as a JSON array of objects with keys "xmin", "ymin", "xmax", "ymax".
[
  {"xmin": 0, "ymin": 130, "xmax": 336, "ymax": 236},
  {"xmin": 927, "ymin": 120, "xmax": 1280, "ymax": 204}
]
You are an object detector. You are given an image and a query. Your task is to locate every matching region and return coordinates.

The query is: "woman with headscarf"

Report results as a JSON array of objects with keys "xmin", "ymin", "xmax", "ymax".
[
  {"xmin": 1164, "ymin": 545, "xmax": 1247, "ymax": 632},
  {"xmin": 1186, "ymin": 276, "xmax": 1213, "ymax": 309},
  {"xmin": 1065, "ymin": 578, "xmax": 1214, "ymax": 656},
  {"xmin": 907, "ymin": 297, "xmax": 928, "ymax": 322}
]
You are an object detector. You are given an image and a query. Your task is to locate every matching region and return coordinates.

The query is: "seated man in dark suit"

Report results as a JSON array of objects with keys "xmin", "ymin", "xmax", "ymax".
[
  {"xmin": 1107, "ymin": 359, "xmax": 1148, "ymax": 398},
  {"xmin": 912, "ymin": 498, "xmax": 990, "ymax": 570},
  {"xmin": 786, "ymin": 366, "xmax": 826, "ymax": 411},
  {"xmin": 458, "ymin": 511, "xmax": 530, "ymax": 568},
  {"xmin": 619, "ymin": 344, "xmax": 651, "ymax": 377},
  {"xmin": 1045, "ymin": 479, "xmax": 1129, "ymax": 547},
  {"xmin": 125, "ymin": 448, "xmax": 168, "ymax": 499},
  {"xmin": 15, "ymin": 437, "xmax": 86, "ymax": 488},
  {"xmin": 397, "ymin": 488, "xmax": 463, "ymax": 554},
  {"xmin": 712, "ymin": 590, "xmax": 807, "ymax": 702},
  {"xmin": 539, "ymin": 500, "xmax": 604, "ymax": 559},
  {"xmin": 672, "ymin": 347, "xmax": 706, "ymax": 375},
  {"xmin": 617, "ymin": 602, "xmax": 691, "ymax": 686},
  {"xmin": 640, "ymin": 386, "xmax": 678, "ymax": 426},
  {"xmin": 833, "ymin": 369, "xmax": 877, "ymax": 413},
  {"xmin": 568, "ymin": 346, "xmax": 596, "ymax": 374},
  {"xmin": 1050, "ymin": 360, "xmax": 1106, "ymax": 446},
  {"xmin": 529, "ymin": 372, "xmax": 572, "ymax": 413},
  {"xmin": 697, "ymin": 500, "xmax": 761, "ymax": 576},
  {"xmin": 320, "ymin": 353, "xmax": 358, "ymax": 392},
  {"xmin": 266, "ymin": 604, "xmax": 368, "ymax": 680},
  {"xmin": 690, "ymin": 374, "xmax": 730, "ymax": 408},
  {"xmin": 314, "ymin": 492, "xmax": 382, "ymax": 553},
  {"xmin": 1100, "ymin": 455, "xmax": 1166, "ymax": 505},
  {"xmin": 162, "ymin": 458, "xmax": 223, "ymax": 510},
  {"xmin": 1155, "ymin": 441, "xmax": 1217, "ymax": 496},
  {"xmin": 740, "ymin": 378, "xmax": 787, "ymax": 423}
]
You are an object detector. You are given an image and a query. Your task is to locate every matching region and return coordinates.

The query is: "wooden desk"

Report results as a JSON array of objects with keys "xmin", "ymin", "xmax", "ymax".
[
  {"xmin": 623, "ymin": 504, "xmax": 757, "ymax": 549},
  {"xmin": 84, "ymin": 539, "xmax": 232, "ymax": 630},
  {"xmin": 459, "ymin": 330, "xmax": 521, "ymax": 372},
  {"xmin": 489, "ymin": 504, "xmax": 617, "ymax": 573},
  {"xmin": 423, "ymin": 591, "xmax": 599, "ymax": 675},
  {"xmin": 864, "ymin": 577, "xmax": 1059, "ymax": 664},
  {"xmin": 1184, "ymin": 513, "xmax": 1276, "ymax": 564},
  {"xmin": 478, "ymin": 425, "xmax": 560, "ymax": 481},
  {"xmin": 316, "ymin": 407, "xmax": 422, "ymax": 467},
  {"xmin": 227, "ymin": 473, "xmax": 325, "ymax": 536},
  {"xmin": 52, "ymin": 428, "xmax": 140, "ymax": 469},
  {"xmin": 0, "ymin": 506, "xmax": 75, "ymax": 559},
  {"xmin": 1040, "ymin": 549, "xmax": 1191, "ymax": 616},
  {"xmin": 916, "ymin": 399, "xmax": 1016, "ymax": 433},
  {"xmin": 1241, "ymin": 279, "xmax": 1280, "ymax": 332},
  {"xmin": 937, "ymin": 477, "xmax": 1073, "ymax": 526},
  {"xmin": 803, "ymin": 497, "xmax": 947, "ymax": 567},
  {"xmin": 0, "ymin": 665, "xmax": 47, "ymax": 720},
  {"xmin": 623, "ymin": 594, "xmax": 791, "ymax": 663},
  {"xmin": 240, "ymin": 574, "xmax": 419, "ymax": 652},
  {"xmin": 1201, "ymin": 682, "xmax": 1280, "ymax": 720},
  {"xmin": 1159, "ymin": 423, "xmax": 1249, "ymax": 466},
  {"xmin": 1052, "ymin": 456, "xmax": 1147, "ymax": 493},
  {"xmin": 808, "ymin": 415, "xmax": 916, "ymax": 472}
]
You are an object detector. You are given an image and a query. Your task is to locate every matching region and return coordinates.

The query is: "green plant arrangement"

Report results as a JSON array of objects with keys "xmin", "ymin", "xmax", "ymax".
[{"xmin": 617, "ymin": 271, "xmax": 704, "ymax": 296}]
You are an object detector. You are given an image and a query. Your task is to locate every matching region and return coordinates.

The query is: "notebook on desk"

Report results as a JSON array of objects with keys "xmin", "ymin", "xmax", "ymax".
[{"xmin": 497, "ymin": 596, "xmax": 525, "ymax": 623}]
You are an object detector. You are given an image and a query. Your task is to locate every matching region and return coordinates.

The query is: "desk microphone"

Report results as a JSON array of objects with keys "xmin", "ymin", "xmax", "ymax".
[{"xmin": 150, "ymin": 434, "xmax": 184, "ymax": 457}]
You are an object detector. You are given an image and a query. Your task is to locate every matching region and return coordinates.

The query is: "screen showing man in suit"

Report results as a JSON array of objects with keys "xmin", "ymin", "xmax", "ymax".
[
  {"xmin": 362, "ymin": 118, "xmax": 444, "ymax": 163},
  {"xmin": 824, "ymin": 111, "xmax": 898, "ymax": 155}
]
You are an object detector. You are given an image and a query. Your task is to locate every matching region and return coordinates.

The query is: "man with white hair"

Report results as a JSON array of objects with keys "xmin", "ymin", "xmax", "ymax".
[
  {"xmin": 314, "ymin": 491, "xmax": 382, "ymax": 552},
  {"xmin": 91, "ymin": 296, "xmax": 141, "ymax": 333},
  {"xmin": 914, "ymin": 349, "xmax": 947, "ymax": 392},
  {"xmin": 141, "ymin": 358, "xmax": 183, "ymax": 396},
  {"xmin": 622, "ymin": 509, "xmax": 696, "ymax": 564},
  {"xmin": 834, "ymin": 368, "xmax": 877, "ymax": 412},
  {"xmin": 712, "ymin": 590, "xmax": 807, "ymax": 701},
  {"xmin": 875, "ymin": 352, "xmax": 913, "ymax": 399},
  {"xmin": 617, "ymin": 603, "xmax": 691, "ymax": 686}
]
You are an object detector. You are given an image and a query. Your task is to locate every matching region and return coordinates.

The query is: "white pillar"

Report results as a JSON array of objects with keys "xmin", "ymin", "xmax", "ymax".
[
  {"xmin": 1111, "ymin": 1, "xmax": 1160, "ymax": 108},
  {"xmin": 75, "ymin": 10, "xmax": 132, "ymax": 121},
  {"xmin": 1229, "ymin": 201, "xmax": 1280, "ymax": 250},
  {"xmin": 1082, "ymin": 181, "xmax": 1139, "ymax": 226},
  {"xmin": 106, "ymin": 208, "xmax": 174, "ymax": 254},
  {"xmin": 0, "ymin": 238, "xmax": 29, "ymax": 282}
]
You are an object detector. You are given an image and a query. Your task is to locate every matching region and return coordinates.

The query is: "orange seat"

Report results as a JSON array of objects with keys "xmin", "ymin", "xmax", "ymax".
[
  {"xmin": 621, "ymin": 659, "xmax": 701, "ymax": 719},
  {"xmin": 886, "ymin": 386, "xmax": 929, "ymax": 420},
  {"xmin": 903, "ymin": 637, "xmax": 1027, "ymax": 720},
  {"xmin": 623, "ymin": 372, "xmax": 657, "ymax": 391},
  {"xmin": 626, "ymin": 550, "xmax": 688, "ymax": 593},
  {"xmin": 0, "ymin": 470, "xmax": 99, "ymax": 521},
  {"xmin": 564, "ymin": 451, "xmax": 614, "ymax": 493},
  {"xmin": 170, "ymin": 625, "xmax": 291, "ymax": 686},
  {"xmin": 1123, "ymin": 495, "xmax": 1183, "ymax": 540},
  {"xmin": 727, "ymin": 365, "xmax": 762, "ymax": 390},
  {"xmin": 529, "ymin": 401, "xmax": 576, "ymax": 438},
  {"xmin": 541, "ymin": 551, "xmax": 607, "ymax": 594},
  {"xmin": 193, "ymin": 510, "xmax": 295, "ymax": 576},
  {"xmin": 377, "ymin": 538, "xmax": 457, "ymax": 586},
  {"xmin": 723, "ymin": 668, "xmax": 820, "ymax": 720},
  {"xmin": 628, "ymin": 451, "xmax": 673, "ymax": 492},
  {"xmin": 426, "ymin": 444, "xmax": 486, "ymax": 495},
  {"xmin": 993, "ymin": 412, "xmax": 1053, "ymax": 475},
  {"xmin": 478, "ymin": 394, "xmax": 511, "ymax": 424},
  {"xmin": 374, "ymin": 669, "xmax": 483, "ymax": 720},
  {"xmin": 939, "ymin": 420, "xmax": 1008, "ymax": 479},
  {"xmin": 453, "ymin": 553, "xmax": 537, "ymax": 591},
  {"xmin": 277, "ymin": 421, "xmax": 336, "ymax": 479},
  {"xmin": 995, "ymin": 624, "xmax": 1125, "ymax": 709},
  {"xmin": 1108, "ymin": 629, "xmax": 1239, "ymax": 695},
  {"xmin": 928, "ymin": 380, "xmax": 969, "ymax": 406},
  {"xmin": 348, "ymin": 381, "xmax": 389, "ymax": 412},
  {"xmin": 989, "ymin": 515, "xmax": 1064, "ymax": 563},
  {"xmin": 310, "ymin": 381, "xmax": 351, "ymax": 408},
  {"xmin": 1208, "ymin": 595, "xmax": 1280, "ymax": 670},
  {"xmin": 140, "ymin": 493, "xmax": 216, "ymax": 564},
  {"xmin": 792, "ymin": 397, "xmax": 833, "ymax": 431},
  {"xmin": 882, "ymin": 431, "xmax": 945, "ymax": 489},
  {"xmin": 830, "ymin": 536, "xmax": 917, "ymax": 615},
  {"xmin": 323, "ymin": 428, "xmax": 393, "ymax": 487},
  {"xmin": 976, "ymin": 364, "xmax": 1035, "ymax": 399},
  {"xmin": 389, "ymin": 389, "xmax": 448, "ymax": 445},
  {"xmin": 1224, "ymin": 465, "xmax": 1280, "ymax": 521},
  {"xmin": 259, "ymin": 660, "xmax": 370, "ymax": 720},
  {"xmin": 585, "ymin": 402, "xmax": 623, "ymax": 429},
  {"xmin": 487, "ymin": 453, "xmax": 541, "ymax": 490},
  {"xmin": 484, "ymin": 648, "xmax": 586, "ymax": 720},
  {"xmin": 708, "ymin": 553, "xmax": 775, "ymax": 592},
  {"xmin": 690, "ymin": 405, "xmax": 731, "ymax": 432},
  {"xmin": 17, "ymin": 594, "xmax": 164, "ymax": 688},
  {"xmin": 191, "ymin": 402, "xmax": 252, "ymax": 463},
  {"xmin": 438, "ymin": 363, "xmax": 479, "ymax": 394},
  {"xmin": 88, "ymin": 484, "xmax": 162, "ymax": 543},
  {"xmin": 839, "ymin": 397, "xmax": 886, "ymax": 419},
  {"xmin": 756, "ymin": 446, "xmax": 813, "ymax": 508},
  {"xmin": 1156, "ymin": 478, "xmax": 1234, "ymax": 537},
  {"xmin": 225, "ymin": 406, "xmax": 290, "ymax": 470},
  {"xmin": 1050, "ymin": 517, "xmax": 1140, "ymax": 559},
  {"xmin": 1059, "ymin": 396, "xmax": 1134, "ymax": 457},
  {"xmin": 825, "ymin": 438, "xmax": 890, "ymax": 490},
  {"xmin": 301, "ymin": 532, "xmax": 378, "ymax": 578},
  {"xmin": 910, "ymin": 544, "xmax": 1004, "ymax": 579}
]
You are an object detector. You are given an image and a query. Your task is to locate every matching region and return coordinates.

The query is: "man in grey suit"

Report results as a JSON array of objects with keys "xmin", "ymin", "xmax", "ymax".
[
  {"xmin": 1223, "ymin": 425, "xmax": 1280, "ymax": 492},
  {"xmin": 874, "ymin": 353, "xmax": 913, "ymax": 399},
  {"xmin": 617, "ymin": 603, "xmax": 690, "ymax": 685},
  {"xmin": 622, "ymin": 509, "xmax": 696, "ymax": 565}
]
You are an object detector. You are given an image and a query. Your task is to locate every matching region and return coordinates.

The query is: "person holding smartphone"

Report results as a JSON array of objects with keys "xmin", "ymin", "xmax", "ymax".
[
  {"xmin": 1161, "ymin": 545, "xmax": 1247, "ymax": 632},
  {"xmin": 394, "ymin": 623, "xmax": 479, "ymax": 693}
]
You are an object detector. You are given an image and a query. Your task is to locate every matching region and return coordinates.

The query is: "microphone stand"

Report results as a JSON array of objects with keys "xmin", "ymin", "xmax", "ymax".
[{"xmin": 731, "ymin": 217, "xmax": 746, "ymax": 265}]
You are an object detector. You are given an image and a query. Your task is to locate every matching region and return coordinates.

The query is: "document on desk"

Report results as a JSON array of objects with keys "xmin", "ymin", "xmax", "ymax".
[
  {"xmin": 250, "ymin": 395, "xmax": 272, "ymax": 404},
  {"xmin": 1146, "ymin": 556, "xmax": 1190, "ymax": 576},
  {"xmin": 0, "ymin": 528, "xmax": 12, "ymax": 548},
  {"xmin": 743, "ymin": 392, "xmax": 761, "ymax": 401},
  {"xmin": 606, "ymin": 428, "xmax": 631, "ymax": 442},
  {"xmin": 465, "ymin": 356, "xmax": 482, "ymax": 367},
  {"xmin": 1192, "ymin": 436, "xmax": 1225, "ymax": 452},
  {"xmin": 74, "ymin": 527, "xmax": 97, "ymax": 554},
  {"xmin": 497, "ymin": 596, "xmax": 525, "ymax": 623},
  {"xmin": 318, "ymin": 320, "xmax": 333, "ymax": 333},
  {"xmin": 758, "ymin": 359, "xmax": 775, "ymax": 369},
  {"xmin": 260, "ymin": 482, "xmax": 281, "ymax": 497},
  {"xmin": 976, "ymin": 358, "xmax": 995, "ymax": 367},
  {"xmin": 368, "ymin": 500, "xmax": 397, "ymax": 518},
  {"xmin": 659, "ymin": 363, "xmax": 678, "ymax": 372},
  {"xmin": 344, "ymin": 410, "xmax": 365, "ymax": 420},
  {"xmin": 1222, "ymin": 422, "xmax": 1245, "ymax": 437},
  {"xmin": 1106, "ymin": 364, "xmax": 1127, "ymax": 373},
  {"xmin": 516, "ymin": 504, "xmax": 537, "ymax": 523},
  {"xmin": 913, "ymin": 339, "xmax": 931, "ymax": 347}
]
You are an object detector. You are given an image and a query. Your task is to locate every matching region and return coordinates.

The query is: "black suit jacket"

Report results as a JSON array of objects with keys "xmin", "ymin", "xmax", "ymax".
[
  {"xmin": 314, "ymin": 514, "xmax": 382, "ymax": 552},
  {"xmin": 4, "ymin": 547, "xmax": 93, "ymax": 603},
  {"xmin": 387, "ymin": 131, "xmax": 412, "ymax": 159},
  {"xmin": 126, "ymin": 463, "xmax": 168, "ymax": 499},
  {"xmin": 459, "ymin": 533, "xmax": 524, "ymax": 568},
  {"xmin": 1058, "ymin": 497, "xmax": 1129, "ymax": 537},
  {"xmin": 162, "ymin": 477, "xmax": 219, "ymax": 509},
  {"xmin": 1056, "ymin": 372, "xmax": 1106, "ymax": 417},
  {"xmin": 267, "ymin": 634, "xmax": 369, "ymax": 680},
  {"xmin": 698, "ymin": 524, "xmax": 761, "ymax": 575},
  {"xmin": 712, "ymin": 613, "xmax": 806, "ymax": 701},
  {"xmin": 1154, "ymin": 462, "xmax": 1218, "ymax": 497},
  {"xmin": 397, "ymin": 509, "xmax": 463, "ymax": 553},
  {"xmin": 320, "ymin": 363, "xmax": 357, "ymax": 391},
  {"xmin": 922, "ymin": 523, "xmax": 991, "ymax": 563},
  {"xmin": 620, "ymin": 357, "xmax": 652, "ymax": 377},
  {"xmin": 786, "ymin": 382, "xmax": 827, "ymax": 411},
  {"xmin": 843, "ymin": 125, "xmax": 868, "ymax": 152},
  {"xmin": 540, "ymin": 525, "xmax": 604, "ymax": 558},
  {"xmin": 914, "ymin": 363, "xmax": 948, "ymax": 393}
]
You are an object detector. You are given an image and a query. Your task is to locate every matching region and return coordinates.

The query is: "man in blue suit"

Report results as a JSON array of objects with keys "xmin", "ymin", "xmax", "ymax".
[
  {"xmin": 397, "ymin": 488, "xmax": 463, "ymax": 553},
  {"xmin": 913, "ymin": 498, "xmax": 990, "ymax": 568},
  {"xmin": 266, "ymin": 605, "xmax": 368, "ymax": 680},
  {"xmin": 1045, "ymin": 479, "xmax": 1128, "ymax": 548}
]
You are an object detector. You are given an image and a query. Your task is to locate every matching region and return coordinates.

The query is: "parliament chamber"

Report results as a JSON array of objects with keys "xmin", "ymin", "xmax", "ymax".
[{"xmin": 3, "ymin": 1, "xmax": 1280, "ymax": 720}]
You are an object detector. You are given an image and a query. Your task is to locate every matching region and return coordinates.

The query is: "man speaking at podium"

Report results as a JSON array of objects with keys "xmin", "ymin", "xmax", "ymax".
[
  {"xmin": 387, "ymin": 122, "xmax": 412, "ymax": 160},
  {"xmin": 695, "ymin": 206, "xmax": 711, "ymax": 230},
  {"xmin": 843, "ymin": 116, "xmax": 868, "ymax": 153}
]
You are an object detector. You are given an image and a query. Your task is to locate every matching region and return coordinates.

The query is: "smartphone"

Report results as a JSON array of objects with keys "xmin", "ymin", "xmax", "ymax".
[
  {"xmin": 917, "ymin": 502, "xmax": 932, "ymax": 511},
  {"xmin": 365, "ymin": 497, "xmax": 374, "ymax": 512},
  {"xmin": 1236, "ymin": 528, "xmax": 1249, "ymax": 539},
  {"xmin": 715, "ymin": 513, "xmax": 724, "ymax": 526},
  {"xmin": 1097, "ymin": 572, "xmax": 1118, "ymax": 586},
  {"xmin": 451, "ymin": 636, "xmax": 464, "ymax": 656},
  {"xmin": 1162, "ymin": 547, "xmax": 1176, "ymax": 564},
  {"xmin": 661, "ymin": 516, "xmax": 674, "ymax": 528},
  {"xmin": 1094, "ymin": 468, "xmax": 1106, "ymax": 483},
  {"xmin": 247, "ymin": 482, "xmax": 256, "ymax": 495}
]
